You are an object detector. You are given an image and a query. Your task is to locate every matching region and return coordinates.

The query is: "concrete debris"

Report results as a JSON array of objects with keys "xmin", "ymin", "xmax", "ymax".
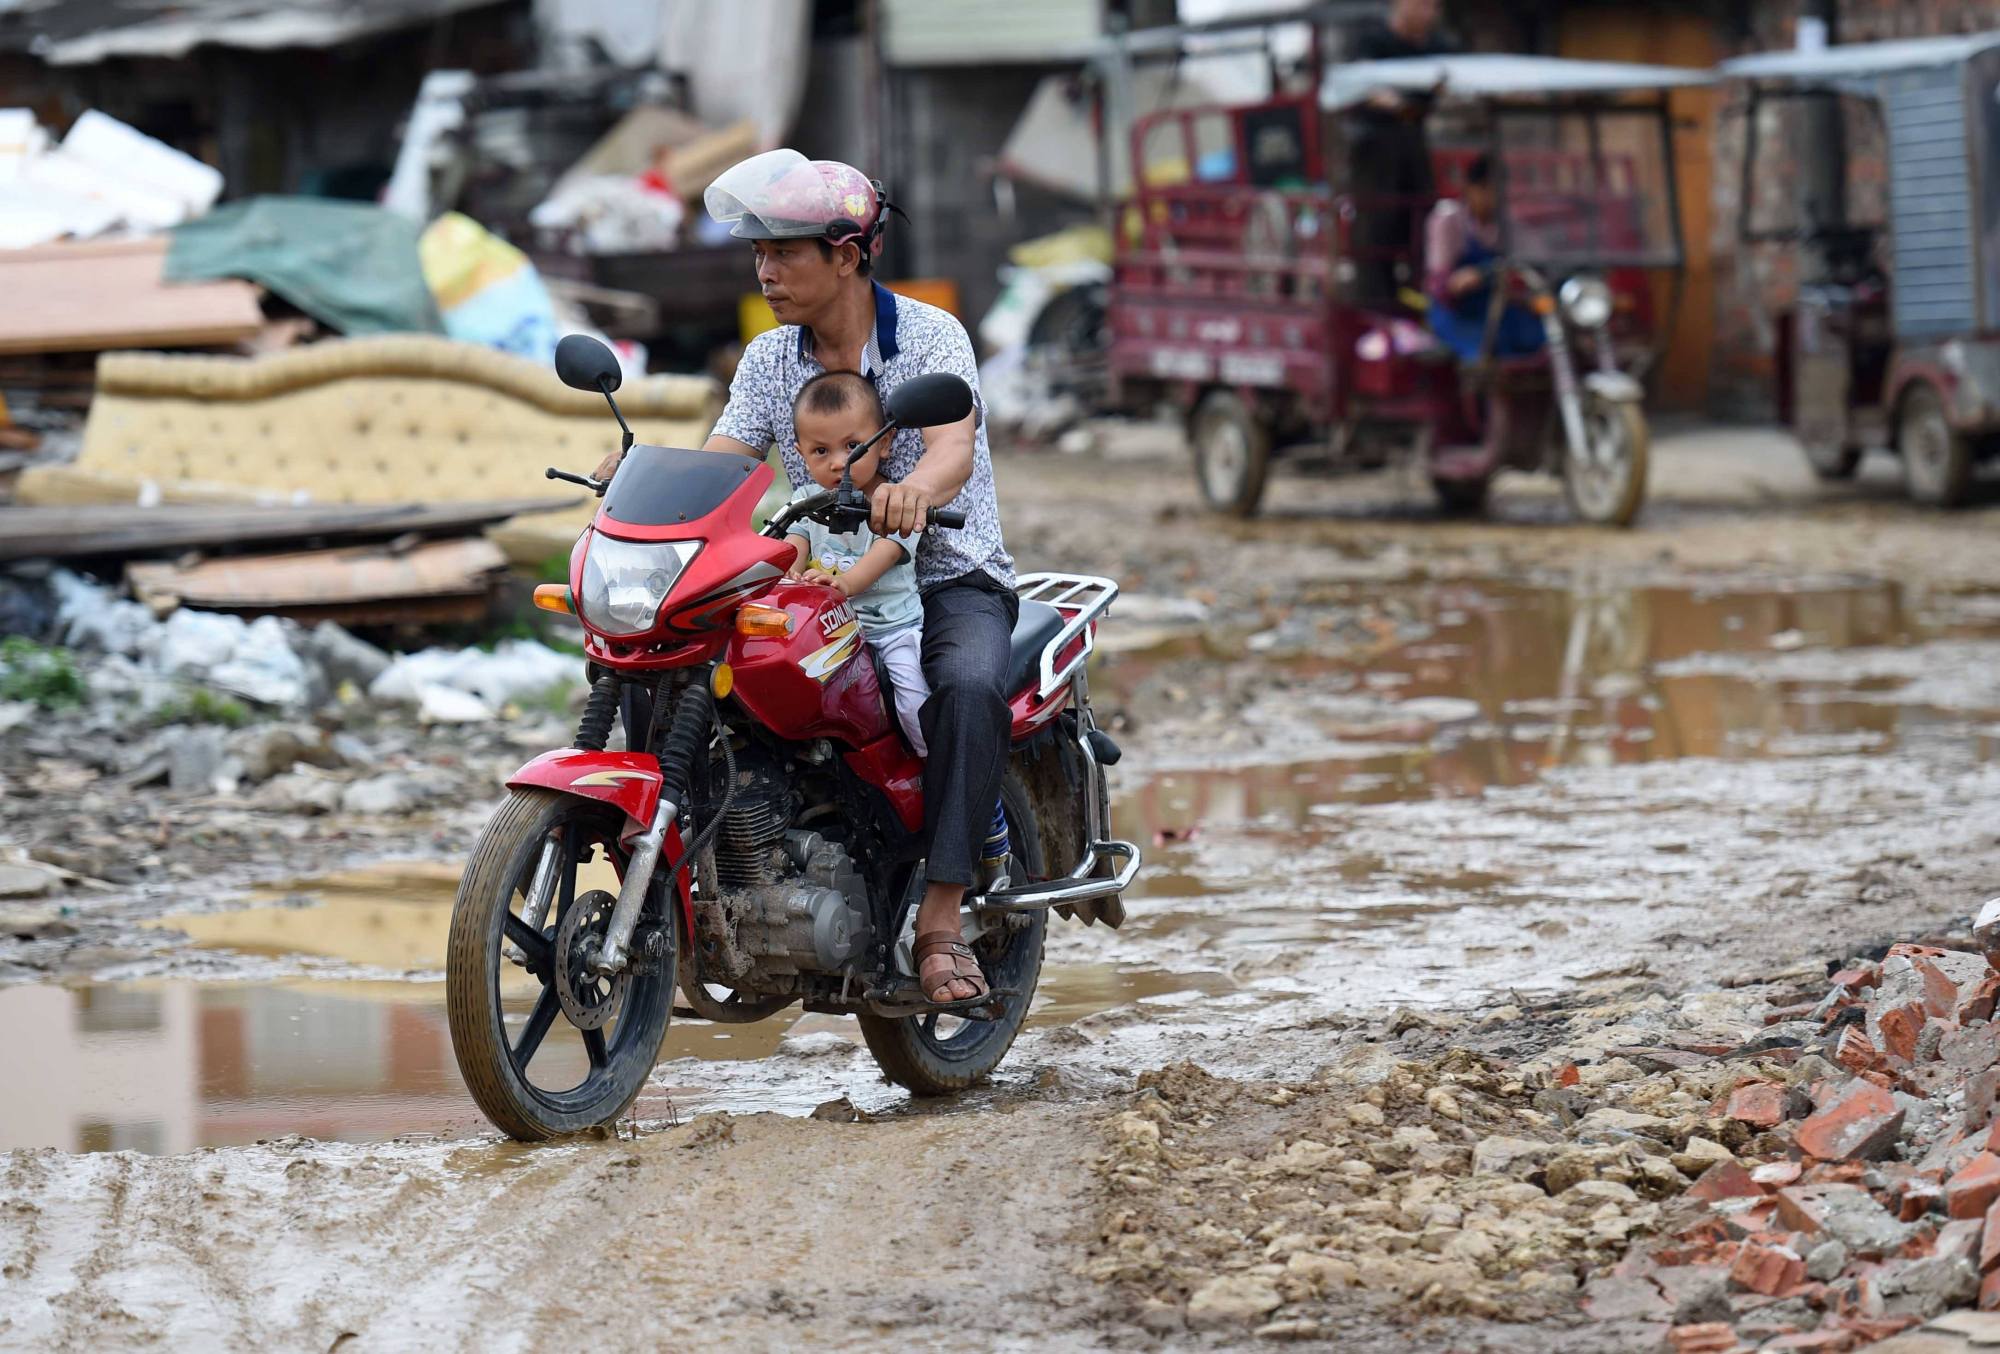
[
  {"xmin": 1084, "ymin": 926, "xmax": 2000, "ymax": 1347},
  {"xmin": 368, "ymin": 639, "xmax": 579, "ymax": 719}
]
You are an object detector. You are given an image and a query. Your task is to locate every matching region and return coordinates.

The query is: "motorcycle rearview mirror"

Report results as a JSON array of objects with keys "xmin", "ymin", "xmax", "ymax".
[
  {"xmin": 884, "ymin": 373, "xmax": 974, "ymax": 429},
  {"xmin": 554, "ymin": 333, "xmax": 633, "ymax": 453}
]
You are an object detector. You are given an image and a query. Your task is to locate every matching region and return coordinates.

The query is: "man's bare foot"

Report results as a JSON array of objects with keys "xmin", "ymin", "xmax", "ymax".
[{"xmin": 915, "ymin": 881, "xmax": 983, "ymax": 1003}]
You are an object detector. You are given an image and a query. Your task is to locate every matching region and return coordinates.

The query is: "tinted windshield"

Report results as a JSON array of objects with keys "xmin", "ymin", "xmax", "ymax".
[
  {"xmin": 1485, "ymin": 108, "xmax": 1681, "ymax": 268},
  {"xmin": 601, "ymin": 445, "xmax": 762, "ymax": 527}
]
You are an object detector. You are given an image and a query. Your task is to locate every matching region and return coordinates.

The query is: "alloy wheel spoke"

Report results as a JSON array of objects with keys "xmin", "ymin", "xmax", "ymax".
[
  {"xmin": 581, "ymin": 1026, "xmax": 608, "ymax": 1068},
  {"xmin": 513, "ymin": 985, "xmax": 560, "ymax": 1069},
  {"xmin": 504, "ymin": 914, "xmax": 552, "ymax": 971}
]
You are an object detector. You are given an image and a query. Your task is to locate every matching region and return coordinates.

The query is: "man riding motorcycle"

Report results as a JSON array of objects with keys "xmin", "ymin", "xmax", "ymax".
[{"xmin": 595, "ymin": 150, "xmax": 1014, "ymax": 1008}]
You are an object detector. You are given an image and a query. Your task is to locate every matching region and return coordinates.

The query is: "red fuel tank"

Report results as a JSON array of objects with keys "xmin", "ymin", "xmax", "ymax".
[{"xmin": 727, "ymin": 581, "xmax": 898, "ymax": 749}]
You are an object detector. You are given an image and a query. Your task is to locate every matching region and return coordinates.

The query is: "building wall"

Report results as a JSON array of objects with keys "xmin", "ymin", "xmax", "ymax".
[{"xmin": 885, "ymin": 63, "xmax": 1098, "ymax": 329}]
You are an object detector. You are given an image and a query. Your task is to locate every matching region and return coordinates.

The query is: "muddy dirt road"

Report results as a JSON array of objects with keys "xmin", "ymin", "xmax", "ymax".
[{"xmin": 6, "ymin": 429, "xmax": 2000, "ymax": 1350}]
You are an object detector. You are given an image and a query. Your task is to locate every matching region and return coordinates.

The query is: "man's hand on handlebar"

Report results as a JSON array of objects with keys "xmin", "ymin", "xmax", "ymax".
[{"xmin": 592, "ymin": 448, "xmax": 623, "ymax": 482}]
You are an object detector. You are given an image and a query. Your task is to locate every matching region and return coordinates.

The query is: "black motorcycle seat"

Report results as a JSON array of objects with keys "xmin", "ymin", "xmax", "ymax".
[{"xmin": 1006, "ymin": 601, "xmax": 1067, "ymax": 698}]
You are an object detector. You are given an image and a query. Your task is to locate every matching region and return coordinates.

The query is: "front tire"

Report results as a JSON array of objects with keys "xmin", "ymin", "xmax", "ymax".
[
  {"xmin": 1802, "ymin": 436, "xmax": 1863, "ymax": 481},
  {"xmin": 446, "ymin": 789, "xmax": 674, "ymax": 1141},
  {"xmin": 859, "ymin": 772, "xmax": 1047, "ymax": 1096},
  {"xmin": 1563, "ymin": 396, "xmax": 1649, "ymax": 527},
  {"xmin": 1191, "ymin": 390, "xmax": 1272, "ymax": 518},
  {"xmin": 1900, "ymin": 383, "xmax": 1975, "ymax": 506},
  {"xmin": 1431, "ymin": 476, "xmax": 1490, "ymax": 516}
]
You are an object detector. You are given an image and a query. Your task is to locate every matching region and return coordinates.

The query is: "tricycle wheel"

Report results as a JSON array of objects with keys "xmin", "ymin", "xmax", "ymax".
[
  {"xmin": 1899, "ymin": 384, "xmax": 1974, "ymax": 506},
  {"xmin": 1431, "ymin": 476, "xmax": 1489, "ymax": 516},
  {"xmin": 1190, "ymin": 390, "xmax": 1271, "ymax": 517},
  {"xmin": 1563, "ymin": 396, "xmax": 1649, "ymax": 527}
]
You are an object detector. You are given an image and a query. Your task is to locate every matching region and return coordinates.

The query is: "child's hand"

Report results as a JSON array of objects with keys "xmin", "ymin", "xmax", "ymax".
[{"xmin": 801, "ymin": 566, "xmax": 845, "ymax": 592}]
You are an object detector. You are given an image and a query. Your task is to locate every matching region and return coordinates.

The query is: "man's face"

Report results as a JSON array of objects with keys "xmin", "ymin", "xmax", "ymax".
[
  {"xmin": 795, "ymin": 402, "xmax": 884, "ymax": 492},
  {"xmin": 752, "ymin": 238, "xmax": 855, "ymax": 324}
]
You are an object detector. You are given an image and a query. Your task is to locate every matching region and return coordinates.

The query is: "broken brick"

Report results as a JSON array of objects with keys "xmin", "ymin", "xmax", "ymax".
[
  {"xmin": 1831, "ymin": 966, "xmax": 1880, "ymax": 992},
  {"xmin": 1915, "ymin": 956, "xmax": 1966, "ymax": 1019},
  {"xmin": 1555, "ymin": 1063, "xmax": 1580, "ymax": 1088},
  {"xmin": 1949, "ymin": 1153, "xmax": 2000, "ymax": 1220},
  {"xmin": 1765, "ymin": 1002, "xmax": 1817, "ymax": 1025},
  {"xmin": 1760, "ymin": 1327, "xmax": 1853, "ymax": 1351},
  {"xmin": 1985, "ymin": 1267, "xmax": 2000, "ymax": 1310},
  {"xmin": 1833, "ymin": 1027, "xmax": 1882, "ymax": 1075},
  {"xmin": 1961, "ymin": 973, "xmax": 2000, "ymax": 1025},
  {"xmin": 1985, "ymin": 1199, "xmax": 2000, "ymax": 1271},
  {"xmin": 1796, "ymin": 1080, "xmax": 1906, "ymax": 1163},
  {"xmin": 1889, "ymin": 943, "xmax": 1952, "ymax": 961},
  {"xmin": 1876, "ymin": 1002, "xmax": 1926, "ymax": 1064},
  {"xmin": 1730, "ymin": 1240, "xmax": 1807, "ymax": 1295},
  {"xmin": 1725, "ymin": 1082, "xmax": 1787, "ymax": 1129},
  {"xmin": 1754, "ymin": 1161, "xmax": 1804, "ymax": 1189},
  {"xmin": 1689, "ymin": 1160, "xmax": 1766, "ymax": 1203},
  {"xmin": 1899, "ymin": 1180, "xmax": 1943, "ymax": 1221},
  {"xmin": 1668, "ymin": 1322, "xmax": 1739, "ymax": 1354}
]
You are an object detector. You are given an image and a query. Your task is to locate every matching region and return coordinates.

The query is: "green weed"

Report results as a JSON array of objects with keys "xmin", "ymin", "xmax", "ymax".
[{"xmin": 0, "ymin": 638, "xmax": 88, "ymax": 710}]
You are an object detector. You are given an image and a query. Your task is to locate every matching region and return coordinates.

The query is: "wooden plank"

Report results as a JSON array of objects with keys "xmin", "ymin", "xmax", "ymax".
[
  {"xmin": 0, "ymin": 495, "xmax": 581, "ymax": 561},
  {"xmin": 127, "ymin": 537, "xmax": 507, "ymax": 615},
  {"xmin": 0, "ymin": 237, "xmax": 265, "ymax": 356}
]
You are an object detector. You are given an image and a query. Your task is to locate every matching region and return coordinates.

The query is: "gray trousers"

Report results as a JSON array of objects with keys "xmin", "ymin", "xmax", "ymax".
[{"xmin": 918, "ymin": 572, "xmax": 1018, "ymax": 887}]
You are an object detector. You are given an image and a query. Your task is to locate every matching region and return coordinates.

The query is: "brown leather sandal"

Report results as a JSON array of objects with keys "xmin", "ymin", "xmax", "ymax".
[{"xmin": 914, "ymin": 928, "xmax": 990, "ymax": 1006}]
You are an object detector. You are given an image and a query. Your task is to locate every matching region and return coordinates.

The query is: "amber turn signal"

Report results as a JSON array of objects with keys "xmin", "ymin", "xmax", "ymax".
[
  {"xmin": 532, "ymin": 584, "xmax": 574, "ymax": 615},
  {"xmin": 736, "ymin": 604, "xmax": 793, "ymax": 637},
  {"xmin": 1532, "ymin": 294, "xmax": 1558, "ymax": 317},
  {"xmin": 711, "ymin": 663, "xmax": 735, "ymax": 699}
]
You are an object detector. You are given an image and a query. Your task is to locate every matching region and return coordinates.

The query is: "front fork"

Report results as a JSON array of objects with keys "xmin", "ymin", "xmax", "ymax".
[{"xmin": 590, "ymin": 670, "xmax": 714, "ymax": 976}]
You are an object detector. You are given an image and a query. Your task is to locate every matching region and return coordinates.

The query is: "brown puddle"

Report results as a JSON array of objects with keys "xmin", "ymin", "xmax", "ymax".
[
  {"xmin": 1107, "ymin": 578, "xmax": 2000, "ymax": 842},
  {"xmin": 0, "ymin": 864, "xmax": 1204, "ymax": 1154}
]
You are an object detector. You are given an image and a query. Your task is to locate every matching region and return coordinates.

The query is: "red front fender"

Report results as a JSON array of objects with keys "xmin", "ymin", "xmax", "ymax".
[
  {"xmin": 506, "ymin": 748, "xmax": 693, "ymax": 935},
  {"xmin": 507, "ymin": 749, "xmax": 663, "ymax": 836}
]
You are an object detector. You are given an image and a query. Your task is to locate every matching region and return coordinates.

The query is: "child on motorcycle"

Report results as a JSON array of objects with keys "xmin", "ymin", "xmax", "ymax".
[{"xmin": 784, "ymin": 370, "xmax": 932, "ymax": 756}]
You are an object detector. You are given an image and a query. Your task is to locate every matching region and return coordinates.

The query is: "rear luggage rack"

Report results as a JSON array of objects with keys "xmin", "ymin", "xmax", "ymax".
[{"xmin": 1015, "ymin": 572, "xmax": 1118, "ymax": 698}]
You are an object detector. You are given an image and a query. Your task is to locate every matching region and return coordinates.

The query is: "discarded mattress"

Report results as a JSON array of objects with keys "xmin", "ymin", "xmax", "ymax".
[{"xmin": 15, "ymin": 335, "xmax": 721, "ymax": 567}]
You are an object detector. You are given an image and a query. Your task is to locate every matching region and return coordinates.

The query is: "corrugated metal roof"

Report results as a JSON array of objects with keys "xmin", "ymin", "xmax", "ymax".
[
  {"xmin": 881, "ymin": 0, "xmax": 1105, "ymax": 66},
  {"xmin": 1721, "ymin": 32, "xmax": 2000, "ymax": 84},
  {"xmin": 3, "ymin": 0, "xmax": 506, "ymax": 66},
  {"xmin": 1320, "ymin": 54, "xmax": 1712, "ymax": 109}
]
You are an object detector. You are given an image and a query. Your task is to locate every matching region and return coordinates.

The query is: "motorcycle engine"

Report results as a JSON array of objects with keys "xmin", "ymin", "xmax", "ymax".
[{"xmin": 704, "ymin": 757, "xmax": 870, "ymax": 977}]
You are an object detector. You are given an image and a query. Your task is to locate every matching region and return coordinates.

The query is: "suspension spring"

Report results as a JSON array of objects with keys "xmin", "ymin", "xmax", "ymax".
[
  {"xmin": 572, "ymin": 673, "xmax": 621, "ymax": 751},
  {"xmin": 653, "ymin": 677, "xmax": 716, "ymax": 800}
]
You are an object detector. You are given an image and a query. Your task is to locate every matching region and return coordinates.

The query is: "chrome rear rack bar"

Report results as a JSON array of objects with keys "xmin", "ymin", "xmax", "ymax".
[{"xmin": 1015, "ymin": 571, "xmax": 1119, "ymax": 698}]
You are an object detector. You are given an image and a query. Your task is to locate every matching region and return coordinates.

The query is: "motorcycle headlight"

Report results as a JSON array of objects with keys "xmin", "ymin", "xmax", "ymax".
[
  {"xmin": 1559, "ymin": 275, "xmax": 1613, "ymax": 329},
  {"xmin": 577, "ymin": 535, "xmax": 700, "ymax": 637}
]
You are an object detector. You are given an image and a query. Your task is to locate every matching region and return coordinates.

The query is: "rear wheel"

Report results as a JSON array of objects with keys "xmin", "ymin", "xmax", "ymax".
[
  {"xmin": 1191, "ymin": 390, "xmax": 1272, "ymax": 517},
  {"xmin": 1563, "ymin": 396, "xmax": 1649, "ymax": 527},
  {"xmin": 446, "ymin": 789, "xmax": 674, "ymax": 1141},
  {"xmin": 859, "ymin": 773, "xmax": 1046, "ymax": 1096},
  {"xmin": 1900, "ymin": 383, "xmax": 1975, "ymax": 506}
]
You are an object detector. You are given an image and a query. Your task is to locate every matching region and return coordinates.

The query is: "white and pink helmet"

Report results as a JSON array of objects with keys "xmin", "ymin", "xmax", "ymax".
[{"xmin": 705, "ymin": 149, "xmax": 891, "ymax": 255}]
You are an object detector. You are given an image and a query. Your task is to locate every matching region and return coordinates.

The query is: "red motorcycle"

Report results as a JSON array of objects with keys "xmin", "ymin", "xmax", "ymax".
[{"xmin": 445, "ymin": 335, "xmax": 1140, "ymax": 1140}]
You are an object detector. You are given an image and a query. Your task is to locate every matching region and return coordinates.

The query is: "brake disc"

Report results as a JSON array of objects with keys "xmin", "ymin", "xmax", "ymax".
[{"xmin": 554, "ymin": 888, "xmax": 627, "ymax": 1031}]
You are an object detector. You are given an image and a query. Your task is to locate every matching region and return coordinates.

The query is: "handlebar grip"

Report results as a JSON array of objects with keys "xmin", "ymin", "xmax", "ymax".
[{"xmin": 928, "ymin": 508, "xmax": 967, "ymax": 529}]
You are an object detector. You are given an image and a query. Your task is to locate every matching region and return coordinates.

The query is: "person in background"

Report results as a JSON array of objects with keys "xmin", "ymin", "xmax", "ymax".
[
  {"xmin": 1345, "ymin": 0, "xmax": 1455, "ymax": 306},
  {"xmin": 1423, "ymin": 154, "xmax": 1547, "ymax": 362}
]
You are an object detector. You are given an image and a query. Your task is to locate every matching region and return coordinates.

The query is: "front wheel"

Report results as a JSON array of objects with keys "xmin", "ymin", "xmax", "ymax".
[
  {"xmin": 446, "ymin": 788, "xmax": 674, "ymax": 1141},
  {"xmin": 1563, "ymin": 396, "xmax": 1649, "ymax": 527},
  {"xmin": 1900, "ymin": 383, "xmax": 1975, "ymax": 506},
  {"xmin": 1190, "ymin": 390, "xmax": 1272, "ymax": 517},
  {"xmin": 1802, "ymin": 436, "xmax": 1863, "ymax": 481},
  {"xmin": 859, "ymin": 772, "xmax": 1046, "ymax": 1096}
]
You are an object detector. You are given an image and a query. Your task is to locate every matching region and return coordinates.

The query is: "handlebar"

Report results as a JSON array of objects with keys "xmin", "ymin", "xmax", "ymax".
[
  {"xmin": 762, "ymin": 491, "xmax": 967, "ymax": 538},
  {"xmin": 546, "ymin": 467, "xmax": 608, "ymax": 496},
  {"xmin": 929, "ymin": 507, "xmax": 967, "ymax": 530}
]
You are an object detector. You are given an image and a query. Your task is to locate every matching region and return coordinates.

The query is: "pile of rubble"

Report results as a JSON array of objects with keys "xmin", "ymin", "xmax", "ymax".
[{"xmin": 1082, "ymin": 928, "xmax": 2000, "ymax": 1350}]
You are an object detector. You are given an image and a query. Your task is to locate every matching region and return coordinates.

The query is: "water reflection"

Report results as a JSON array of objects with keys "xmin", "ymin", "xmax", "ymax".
[{"xmin": 1107, "ymin": 579, "xmax": 1981, "ymax": 839}]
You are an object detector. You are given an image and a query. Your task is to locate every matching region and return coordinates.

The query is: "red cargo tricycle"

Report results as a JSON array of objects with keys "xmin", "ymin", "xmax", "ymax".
[{"xmin": 1106, "ymin": 54, "xmax": 1710, "ymax": 525}]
